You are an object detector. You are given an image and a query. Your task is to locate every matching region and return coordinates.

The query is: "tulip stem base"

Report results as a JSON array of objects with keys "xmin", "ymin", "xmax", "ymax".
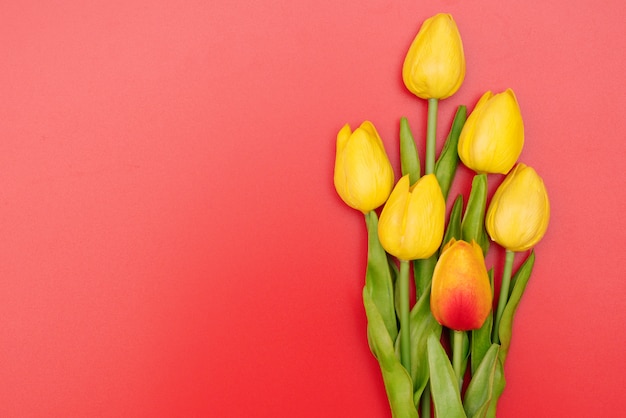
[
  {"xmin": 452, "ymin": 330, "xmax": 465, "ymax": 391},
  {"xmin": 426, "ymin": 98, "xmax": 439, "ymax": 175},
  {"xmin": 398, "ymin": 260, "xmax": 411, "ymax": 373},
  {"xmin": 420, "ymin": 385, "xmax": 431, "ymax": 417},
  {"xmin": 493, "ymin": 250, "xmax": 515, "ymax": 344}
]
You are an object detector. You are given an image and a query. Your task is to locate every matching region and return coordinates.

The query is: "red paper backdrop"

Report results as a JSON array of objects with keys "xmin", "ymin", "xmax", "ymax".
[{"xmin": 1, "ymin": 1, "xmax": 625, "ymax": 417}]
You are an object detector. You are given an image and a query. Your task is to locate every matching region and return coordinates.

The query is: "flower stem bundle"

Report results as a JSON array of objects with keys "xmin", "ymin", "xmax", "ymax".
[{"xmin": 333, "ymin": 13, "xmax": 550, "ymax": 418}]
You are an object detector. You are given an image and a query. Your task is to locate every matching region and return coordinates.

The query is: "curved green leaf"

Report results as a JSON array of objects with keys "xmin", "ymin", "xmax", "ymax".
[
  {"xmin": 413, "ymin": 255, "xmax": 436, "ymax": 299},
  {"xmin": 400, "ymin": 117, "xmax": 421, "ymax": 185},
  {"xmin": 365, "ymin": 211, "xmax": 398, "ymax": 342},
  {"xmin": 434, "ymin": 105, "xmax": 467, "ymax": 199},
  {"xmin": 463, "ymin": 344, "xmax": 505, "ymax": 418},
  {"xmin": 427, "ymin": 334, "xmax": 467, "ymax": 418},
  {"xmin": 395, "ymin": 286, "xmax": 442, "ymax": 407},
  {"xmin": 461, "ymin": 174, "xmax": 490, "ymax": 255},
  {"xmin": 498, "ymin": 251, "xmax": 535, "ymax": 362},
  {"xmin": 364, "ymin": 289, "xmax": 419, "ymax": 418},
  {"xmin": 442, "ymin": 194, "xmax": 464, "ymax": 247},
  {"xmin": 471, "ymin": 269, "xmax": 494, "ymax": 374}
]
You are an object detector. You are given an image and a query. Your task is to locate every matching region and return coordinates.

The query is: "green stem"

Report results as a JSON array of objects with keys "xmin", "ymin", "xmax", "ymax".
[
  {"xmin": 398, "ymin": 260, "xmax": 411, "ymax": 373},
  {"xmin": 493, "ymin": 250, "xmax": 516, "ymax": 344},
  {"xmin": 425, "ymin": 98, "xmax": 439, "ymax": 175},
  {"xmin": 452, "ymin": 330, "xmax": 465, "ymax": 392},
  {"xmin": 420, "ymin": 385, "xmax": 431, "ymax": 418}
]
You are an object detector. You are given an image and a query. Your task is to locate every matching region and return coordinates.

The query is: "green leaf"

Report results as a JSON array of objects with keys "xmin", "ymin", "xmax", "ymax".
[
  {"xmin": 395, "ymin": 287, "xmax": 442, "ymax": 407},
  {"xmin": 434, "ymin": 105, "xmax": 467, "ymax": 199},
  {"xmin": 363, "ymin": 289, "xmax": 419, "ymax": 418},
  {"xmin": 427, "ymin": 334, "xmax": 467, "ymax": 418},
  {"xmin": 461, "ymin": 174, "xmax": 490, "ymax": 255},
  {"xmin": 442, "ymin": 194, "xmax": 463, "ymax": 247},
  {"xmin": 400, "ymin": 117, "xmax": 421, "ymax": 184},
  {"xmin": 471, "ymin": 269, "xmax": 494, "ymax": 374},
  {"xmin": 365, "ymin": 211, "xmax": 398, "ymax": 342},
  {"xmin": 413, "ymin": 255, "xmax": 436, "ymax": 299},
  {"xmin": 463, "ymin": 344, "xmax": 505, "ymax": 418},
  {"xmin": 498, "ymin": 251, "xmax": 535, "ymax": 362}
]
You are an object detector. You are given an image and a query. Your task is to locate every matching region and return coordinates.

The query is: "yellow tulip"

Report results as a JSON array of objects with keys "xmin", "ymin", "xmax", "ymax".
[
  {"xmin": 486, "ymin": 163, "xmax": 550, "ymax": 251},
  {"xmin": 402, "ymin": 13, "xmax": 465, "ymax": 100},
  {"xmin": 458, "ymin": 89, "xmax": 524, "ymax": 174},
  {"xmin": 377, "ymin": 174, "xmax": 445, "ymax": 260},
  {"xmin": 430, "ymin": 239, "xmax": 492, "ymax": 331},
  {"xmin": 334, "ymin": 121, "xmax": 394, "ymax": 213}
]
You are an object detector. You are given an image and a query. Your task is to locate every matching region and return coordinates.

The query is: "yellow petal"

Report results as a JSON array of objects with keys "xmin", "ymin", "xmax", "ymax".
[
  {"xmin": 458, "ymin": 89, "xmax": 524, "ymax": 174},
  {"xmin": 378, "ymin": 174, "xmax": 445, "ymax": 260},
  {"xmin": 333, "ymin": 121, "xmax": 394, "ymax": 213},
  {"xmin": 486, "ymin": 163, "xmax": 550, "ymax": 251},
  {"xmin": 402, "ymin": 13, "xmax": 465, "ymax": 100}
]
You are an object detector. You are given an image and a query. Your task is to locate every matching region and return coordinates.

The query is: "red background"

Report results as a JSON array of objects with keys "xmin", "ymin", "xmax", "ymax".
[{"xmin": 1, "ymin": 1, "xmax": 625, "ymax": 417}]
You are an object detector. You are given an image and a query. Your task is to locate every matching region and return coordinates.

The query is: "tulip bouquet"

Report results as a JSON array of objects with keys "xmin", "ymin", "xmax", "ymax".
[{"xmin": 333, "ymin": 13, "xmax": 550, "ymax": 418}]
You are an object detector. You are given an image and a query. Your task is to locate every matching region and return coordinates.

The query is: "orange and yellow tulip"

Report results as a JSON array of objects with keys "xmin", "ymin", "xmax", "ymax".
[{"xmin": 430, "ymin": 239, "xmax": 492, "ymax": 331}]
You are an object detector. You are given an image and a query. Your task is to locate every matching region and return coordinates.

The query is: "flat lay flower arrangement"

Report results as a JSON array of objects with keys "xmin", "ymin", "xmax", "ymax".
[{"xmin": 333, "ymin": 13, "xmax": 550, "ymax": 418}]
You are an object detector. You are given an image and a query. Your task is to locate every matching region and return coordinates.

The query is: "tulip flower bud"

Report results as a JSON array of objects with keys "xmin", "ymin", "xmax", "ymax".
[
  {"xmin": 430, "ymin": 239, "xmax": 492, "ymax": 331},
  {"xmin": 333, "ymin": 121, "xmax": 394, "ymax": 213},
  {"xmin": 458, "ymin": 89, "xmax": 524, "ymax": 174},
  {"xmin": 402, "ymin": 13, "xmax": 465, "ymax": 100},
  {"xmin": 486, "ymin": 163, "xmax": 550, "ymax": 252},
  {"xmin": 378, "ymin": 174, "xmax": 445, "ymax": 261}
]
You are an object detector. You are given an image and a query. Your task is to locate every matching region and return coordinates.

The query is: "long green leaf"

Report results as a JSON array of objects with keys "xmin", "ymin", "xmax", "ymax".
[
  {"xmin": 394, "ymin": 287, "xmax": 442, "ymax": 407},
  {"xmin": 434, "ymin": 105, "xmax": 467, "ymax": 199},
  {"xmin": 442, "ymin": 194, "xmax": 463, "ymax": 247},
  {"xmin": 478, "ymin": 254, "xmax": 534, "ymax": 417},
  {"xmin": 484, "ymin": 356, "xmax": 505, "ymax": 418},
  {"xmin": 471, "ymin": 269, "xmax": 494, "ymax": 374},
  {"xmin": 365, "ymin": 211, "xmax": 398, "ymax": 342},
  {"xmin": 413, "ymin": 255, "xmax": 436, "ymax": 299},
  {"xmin": 364, "ymin": 289, "xmax": 419, "ymax": 418},
  {"xmin": 400, "ymin": 117, "xmax": 421, "ymax": 184},
  {"xmin": 461, "ymin": 174, "xmax": 490, "ymax": 255},
  {"xmin": 498, "ymin": 251, "xmax": 535, "ymax": 362},
  {"xmin": 427, "ymin": 334, "xmax": 467, "ymax": 418},
  {"xmin": 463, "ymin": 344, "xmax": 505, "ymax": 418}
]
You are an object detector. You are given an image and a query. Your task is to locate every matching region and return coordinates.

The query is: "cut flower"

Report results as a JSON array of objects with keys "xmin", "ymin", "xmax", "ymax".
[
  {"xmin": 458, "ymin": 89, "xmax": 524, "ymax": 174},
  {"xmin": 402, "ymin": 13, "xmax": 465, "ymax": 100},
  {"xmin": 333, "ymin": 121, "xmax": 394, "ymax": 213},
  {"xmin": 378, "ymin": 174, "xmax": 445, "ymax": 261},
  {"xmin": 486, "ymin": 163, "xmax": 550, "ymax": 251},
  {"xmin": 430, "ymin": 239, "xmax": 492, "ymax": 331}
]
